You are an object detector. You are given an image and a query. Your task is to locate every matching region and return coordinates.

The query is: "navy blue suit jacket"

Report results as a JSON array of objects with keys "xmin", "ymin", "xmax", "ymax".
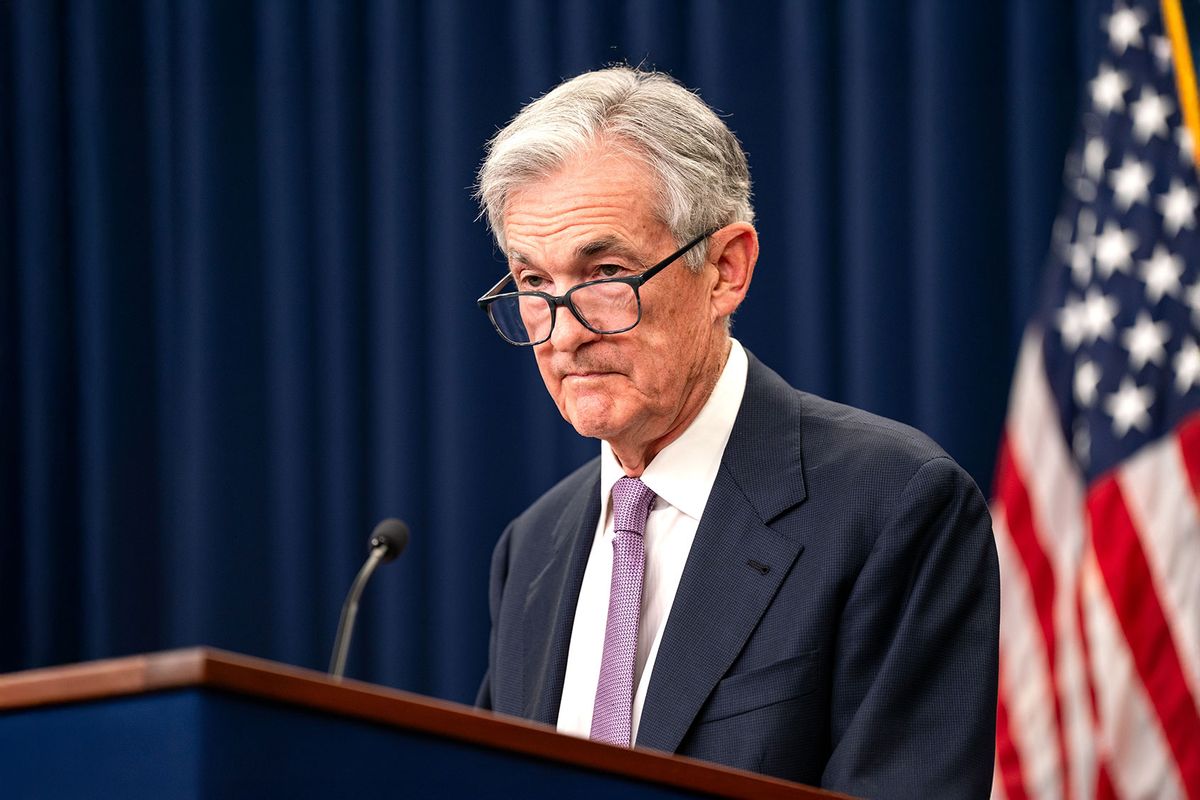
[{"xmin": 478, "ymin": 352, "xmax": 999, "ymax": 798}]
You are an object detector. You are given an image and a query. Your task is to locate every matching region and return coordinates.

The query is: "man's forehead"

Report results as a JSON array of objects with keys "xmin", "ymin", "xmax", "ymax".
[{"xmin": 507, "ymin": 234, "xmax": 645, "ymax": 266}]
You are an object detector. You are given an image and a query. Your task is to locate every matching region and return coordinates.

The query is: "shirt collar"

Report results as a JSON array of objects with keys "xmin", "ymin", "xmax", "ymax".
[{"xmin": 599, "ymin": 338, "xmax": 749, "ymax": 524}]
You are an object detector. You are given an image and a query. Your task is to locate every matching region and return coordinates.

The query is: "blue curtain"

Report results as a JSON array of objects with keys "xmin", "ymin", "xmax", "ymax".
[{"xmin": 1, "ymin": 1, "xmax": 1096, "ymax": 703}]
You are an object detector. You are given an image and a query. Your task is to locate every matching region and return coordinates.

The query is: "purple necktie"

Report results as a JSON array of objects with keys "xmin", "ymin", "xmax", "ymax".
[{"xmin": 590, "ymin": 476, "xmax": 656, "ymax": 747}]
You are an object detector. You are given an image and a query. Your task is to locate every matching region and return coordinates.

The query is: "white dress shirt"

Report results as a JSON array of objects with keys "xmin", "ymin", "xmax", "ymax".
[{"xmin": 556, "ymin": 339, "xmax": 749, "ymax": 743}]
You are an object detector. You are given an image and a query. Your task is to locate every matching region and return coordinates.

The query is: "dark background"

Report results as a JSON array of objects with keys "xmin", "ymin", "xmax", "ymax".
[{"xmin": 1, "ymin": 1, "xmax": 1099, "ymax": 703}]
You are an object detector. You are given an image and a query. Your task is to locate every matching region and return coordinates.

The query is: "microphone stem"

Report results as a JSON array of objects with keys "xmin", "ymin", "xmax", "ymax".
[{"xmin": 329, "ymin": 545, "xmax": 387, "ymax": 680}]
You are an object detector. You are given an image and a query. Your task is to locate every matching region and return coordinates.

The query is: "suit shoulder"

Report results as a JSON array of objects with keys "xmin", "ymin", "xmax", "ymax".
[
  {"xmin": 799, "ymin": 391, "xmax": 949, "ymax": 471},
  {"xmin": 729, "ymin": 353, "xmax": 980, "ymax": 529},
  {"xmin": 745, "ymin": 354, "xmax": 951, "ymax": 476},
  {"xmin": 743, "ymin": 357, "xmax": 990, "ymax": 568},
  {"xmin": 755, "ymin": 357, "xmax": 981, "ymax": 503},
  {"xmin": 794, "ymin": 392, "xmax": 987, "ymax": 537}
]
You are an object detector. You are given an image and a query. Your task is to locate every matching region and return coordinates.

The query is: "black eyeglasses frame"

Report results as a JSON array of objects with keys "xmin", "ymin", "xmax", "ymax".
[{"xmin": 476, "ymin": 228, "xmax": 717, "ymax": 347}]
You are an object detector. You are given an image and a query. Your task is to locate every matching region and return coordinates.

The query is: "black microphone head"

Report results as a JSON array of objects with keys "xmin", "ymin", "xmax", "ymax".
[{"xmin": 368, "ymin": 518, "xmax": 410, "ymax": 563}]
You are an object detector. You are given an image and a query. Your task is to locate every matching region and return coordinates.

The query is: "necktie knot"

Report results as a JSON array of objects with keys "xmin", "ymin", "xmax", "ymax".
[{"xmin": 611, "ymin": 476, "xmax": 655, "ymax": 537}]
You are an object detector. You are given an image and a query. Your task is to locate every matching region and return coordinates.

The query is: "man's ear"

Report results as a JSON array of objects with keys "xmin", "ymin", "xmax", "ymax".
[{"xmin": 708, "ymin": 223, "xmax": 758, "ymax": 321}]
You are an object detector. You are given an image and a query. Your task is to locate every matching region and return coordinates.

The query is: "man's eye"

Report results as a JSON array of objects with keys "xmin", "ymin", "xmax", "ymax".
[
  {"xmin": 597, "ymin": 264, "xmax": 623, "ymax": 278},
  {"xmin": 520, "ymin": 274, "xmax": 546, "ymax": 290}
]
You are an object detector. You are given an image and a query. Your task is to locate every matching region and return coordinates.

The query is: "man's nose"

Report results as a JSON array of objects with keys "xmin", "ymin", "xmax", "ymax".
[{"xmin": 548, "ymin": 305, "xmax": 600, "ymax": 351}]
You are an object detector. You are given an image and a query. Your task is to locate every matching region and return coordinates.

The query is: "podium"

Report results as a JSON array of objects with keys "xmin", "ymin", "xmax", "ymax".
[{"xmin": 0, "ymin": 648, "xmax": 843, "ymax": 798}]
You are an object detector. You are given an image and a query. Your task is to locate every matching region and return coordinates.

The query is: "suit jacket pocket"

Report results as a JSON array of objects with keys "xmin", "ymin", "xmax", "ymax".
[{"xmin": 697, "ymin": 650, "xmax": 820, "ymax": 724}]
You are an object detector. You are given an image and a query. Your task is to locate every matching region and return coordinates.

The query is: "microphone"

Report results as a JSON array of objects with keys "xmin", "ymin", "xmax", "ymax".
[{"xmin": 328, "ymin": 518, "xmax": 410, "ymax": 680}]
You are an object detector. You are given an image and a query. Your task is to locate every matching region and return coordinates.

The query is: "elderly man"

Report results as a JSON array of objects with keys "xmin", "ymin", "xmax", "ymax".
[{"xmin": 473, "ymin": 67, "xmax": 999, "ymax": 798}]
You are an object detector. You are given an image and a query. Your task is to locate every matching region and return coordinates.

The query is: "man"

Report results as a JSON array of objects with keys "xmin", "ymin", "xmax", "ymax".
[{"xmin": 473, "ymin": 66, "xmax": 999, "ymax": 798}]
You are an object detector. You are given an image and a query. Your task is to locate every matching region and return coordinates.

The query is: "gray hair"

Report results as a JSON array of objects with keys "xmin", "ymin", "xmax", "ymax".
[{"xmin": 476, "ymin": 66, "xmax": 754, "ymax": 269}]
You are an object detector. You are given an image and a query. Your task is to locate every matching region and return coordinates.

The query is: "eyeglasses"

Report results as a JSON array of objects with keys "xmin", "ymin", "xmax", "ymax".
[{"xmin": 476, "ymin": 229, "xmax": 716, "ymax": 346}]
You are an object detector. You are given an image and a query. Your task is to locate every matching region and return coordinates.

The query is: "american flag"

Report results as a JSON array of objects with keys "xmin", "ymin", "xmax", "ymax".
[{"xmin": 992, "ymin": 1, "xmax": 1200, "ymax": 798}]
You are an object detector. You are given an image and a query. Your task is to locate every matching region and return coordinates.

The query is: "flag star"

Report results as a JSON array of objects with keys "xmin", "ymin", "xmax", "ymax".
[
  {"xmin": 1175, "ymin": 338, "xmax": 1200, "ymax": 393},
  {"xmin": 1104, "ymin": 376, "xmax": 1154, "ymax": 437},
  {"xmin": 1075, "ymin": 358, "xmax": 1102, "ymax": 407},
  {"xmin": 1187, "ymin": 283, "xmax": 1200, "ymax": 324},
  {"xmin": 1073, "ymin": 419, "xmax": 1091, "ymax": 466},
  {"xmin": 1082, "ymin": 287, "xmax": 1120, "ymax": 342},
  {"xmin": 1053, "ymin": 216, "xmax": 1073, "ymax": 254},
  {"xmin": 1069, "ymin": 241, "xmax": 1094, "ymax": 285},
  {"xmin": 1130, "ymin": 86, "xmax": 1174, "ymax": 143},
  {"xmin": 1152, "ymin": 35, "xmax": 1173, "ymax": 73},
  {"xmin": 1094, "ymin": 221, "xmax": 1138, "ymax": 278},
  {"xmin": 1106, "ymin": 5, "xmax": 1146, "ymax": 55},
  {"xmin": 1075, "ymin": 177, "xmax": 1097, "ymax": 203},
  {"xmin": 1083, "ymin": 136, "xmax": 1109, "ymax": 179},
  {"xmin": 1178, "ymin": 125, "xmax": 1195, "ymax": 164},
  {"xmin": 1058, "ymin": 296, "xmax": 1089, "ymax": 350},
  {"xmin": 1109, "ymin": 156, "xmax": 1153, "ymax": 210},
  {"xmin": 1090, "ymin": 63, "xmax": 1130, "ymax": 114},
  {"xmin": 1068, "ymin": 209, "xmax": 1098, "ymax": 285},
  {"xmin": 1121, "ymin": 311, "xmax": 1171, "ymax": 370},
  {"xmin": 1139, "ymin": 245, "xmax": 1184, "ymax": 302},
  {"xmin": 1077, "ymin": 207, "xmax": 1098, "ymax": 238},
  {"xmin": 1064, "ymin": 150, "xmax": 1083, "ymax": 184},
  {"xmin": 1156, "ymin": 179, "xmax": 1198, "ymax": 236}
]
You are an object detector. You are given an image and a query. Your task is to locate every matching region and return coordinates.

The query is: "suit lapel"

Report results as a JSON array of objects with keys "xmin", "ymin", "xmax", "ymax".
[
  {"xmin": 521, "ymin": 472, "xmax": 601, "ymax": 724},
  {"xmin": 636, "ymin": 353, "xmax": 809, "ymax": 752}
]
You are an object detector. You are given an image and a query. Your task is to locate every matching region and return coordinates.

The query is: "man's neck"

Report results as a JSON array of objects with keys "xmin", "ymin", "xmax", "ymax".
[{"xmin": 608, "ymin": 337, "xmax": 732, "ymax": 476}]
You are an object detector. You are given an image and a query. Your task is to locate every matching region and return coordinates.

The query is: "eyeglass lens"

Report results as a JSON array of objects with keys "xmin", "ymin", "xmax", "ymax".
[{"xmin": 489, "ymin": 281, "xmax": 640, "ymax": 344}]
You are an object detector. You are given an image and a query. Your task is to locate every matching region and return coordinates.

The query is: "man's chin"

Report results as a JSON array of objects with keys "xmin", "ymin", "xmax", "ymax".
[
  {"xmin": 566, "ymin": 416, "xmax": 619, "ymax": 441},
  {"xmin": 562, "ymin": 403, "xmax": 626, "ymax": 441}
]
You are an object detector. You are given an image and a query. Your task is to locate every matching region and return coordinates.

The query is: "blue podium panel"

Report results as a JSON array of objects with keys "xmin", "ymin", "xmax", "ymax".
[
  {"xmin": 0, "ymin": 689, "xmax": 701, "ymax": 799},
  {"xmin": 1, "ymin": 692, "xmax": 206, "ymax": 799},
  {"xmin": 1, "ymin": 691, "xmax": 205, "ymax": 799}
]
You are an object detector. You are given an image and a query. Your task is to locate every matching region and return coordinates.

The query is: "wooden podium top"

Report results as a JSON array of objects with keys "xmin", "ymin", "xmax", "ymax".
[{"xmin": 0, "ymin": 648, "xmax": 847, "ymax": 799}]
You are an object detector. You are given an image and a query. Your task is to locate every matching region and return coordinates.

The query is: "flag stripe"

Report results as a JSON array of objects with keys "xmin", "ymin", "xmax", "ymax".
[
  {"xmin": 992, "ymin": 756, "xmax": 1010, "ymax": 800},
  {"xmin": 1177, "ymin": 413, "xmax": 1200, "ymax": 498},
  {"xmin": 1087, "ymin": 477, "xmax": 1200, "ymax": 797},
  {"xmin": 1074, "ymin": 578, "xmax": 1107, "ymax": 800},
  {"xmin": 1005, "ymin": 334, "xmax": 1088, "ymax": 575},
  {"xmin": 1005, "ymin": 335, "xmax": 1099, "ymax": 800},
  {"xmin": 1118, "ymin": 419, "xmax": 1200, "ymax": 706},
  {"xmin": 997, "ymin": 334, "xmax": 1097, "ymax": 798},
  {"xmin": 1080, "ymin": 550, "xmax": 1185, "ymax": 799},
  {"xmin": 994, "ymin": 504, "xmax": 1064, "ymax": 798},
  {"xmin": 1095, "ymin": 765, "xmax": 1118, "ymax": 800},
  {"xmin": 995, "ymin": 436, "xmax": 1073, "ymax": 799},
  {"xmin": 996, "ymin": 671, "xmax": 1032, "ymax": 800},
  {"xmin": 995, "ymin": 438, "xmax": 1058, "ymax": 675}
]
